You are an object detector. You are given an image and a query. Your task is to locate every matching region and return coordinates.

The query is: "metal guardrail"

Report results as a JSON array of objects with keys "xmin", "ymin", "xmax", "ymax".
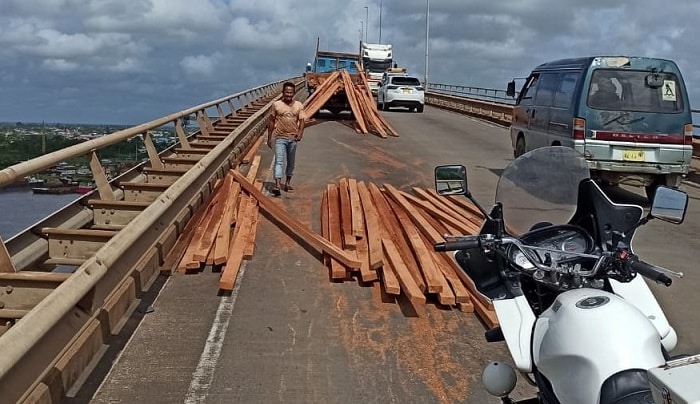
[
  {"xmin": 425, "ymin": 85, "xmax": 700, "ymax": 157},
  {"xmin": 427, "ymin": 83, "xmax": 516, "ymax": 105},
  {"xmin": 0, "ymin": 82, "xmax": 295, "ymax": 188},
  {"xmin": 428, "ymin": 82, "xmax": 700, "ymax": 139},
  {"xmin": 425, "ymin": 91, "xmax": 513, "ymax": 126},
  {"xmin": 0, "ymin": 77, "xmax": 303, "ymax": 402}
]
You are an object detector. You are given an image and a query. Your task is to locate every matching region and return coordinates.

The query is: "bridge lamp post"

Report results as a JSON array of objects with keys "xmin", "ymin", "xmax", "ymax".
[
  {"xmin": 379, "ymin": 0, "xmax": 383, "ymax": 43},
  {"xmin": 364, "ymin": 6, "xmax": 369, "ymax": 43},
  {"xmin": 424, "ymin": 0, "xmax": 430, "ymax": 87}
]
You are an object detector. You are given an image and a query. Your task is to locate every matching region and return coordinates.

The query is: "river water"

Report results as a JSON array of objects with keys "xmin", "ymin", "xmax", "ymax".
[{"xmin": 0, "ymin": 189, "xmax": 79, "ymax": 240}]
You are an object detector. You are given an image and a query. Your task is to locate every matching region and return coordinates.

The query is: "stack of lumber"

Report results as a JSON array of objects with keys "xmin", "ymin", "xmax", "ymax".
[
  {"xmin": 162, "ymin": 153, "xmax": 264, "ymax": 293},
  {"xmin": 303, "ymin": 69, "xmax": 399, "ymax": 139},
  {"xmin": 320, "ymin": 178, "xmax": 498, "ymax": 327},
  {"xmin": 161, "ymin": 151, "xmax": 497, "ymax": 324}
]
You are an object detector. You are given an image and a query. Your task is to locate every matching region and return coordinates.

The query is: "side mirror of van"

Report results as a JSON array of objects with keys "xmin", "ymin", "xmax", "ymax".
[{"xmin": 506, "ymin": 81, "xmax": 516, "ymax": 98}]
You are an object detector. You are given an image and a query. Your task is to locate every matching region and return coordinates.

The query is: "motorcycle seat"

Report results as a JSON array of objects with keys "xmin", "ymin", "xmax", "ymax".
[{"xmin": 599, "ymin": 369, "xmax": 654, "ymax": 404}]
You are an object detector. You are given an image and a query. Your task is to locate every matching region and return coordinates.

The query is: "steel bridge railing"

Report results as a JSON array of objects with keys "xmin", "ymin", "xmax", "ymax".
[{"xmin": 427, "ymin": 82, "xmax": 699, "ymax": 140}]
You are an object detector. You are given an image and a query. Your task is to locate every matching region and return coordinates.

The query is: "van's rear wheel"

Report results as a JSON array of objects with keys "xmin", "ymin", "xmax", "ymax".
[
  {"xmin": 514, "ymin": 137, "xmax": 526, "ymax": 158},
  {"xmin": 645, "ymin": 174, "xmax": 682, "ymax": 202}
]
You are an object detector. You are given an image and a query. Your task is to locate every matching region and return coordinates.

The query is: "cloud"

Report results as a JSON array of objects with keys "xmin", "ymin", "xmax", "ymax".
[
  {"xmin": 180, "ymin": 53, "xmax": 222, "ymax": 79},
  {"xmin": 42, "ymin": 58, "xmax": 79, "ymax": 72},
  {"xmin": 0, "ymin": 0, "xmax": 699, "ymax": 124}
]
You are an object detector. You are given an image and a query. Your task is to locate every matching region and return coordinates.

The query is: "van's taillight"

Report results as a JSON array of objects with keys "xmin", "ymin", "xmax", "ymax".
[
  {"xmin": 684, "ymin": 124, "xmax": 694, "ymax": 145},
  {"xmin": 572, "ymin": 118, "xmax": 586, "ymax": 140}
]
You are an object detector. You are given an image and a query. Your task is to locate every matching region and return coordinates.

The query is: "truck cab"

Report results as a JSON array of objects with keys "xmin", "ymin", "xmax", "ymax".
[{"xmin": 361, "ymin": 43, "xmax": 393, "ymax": 95}]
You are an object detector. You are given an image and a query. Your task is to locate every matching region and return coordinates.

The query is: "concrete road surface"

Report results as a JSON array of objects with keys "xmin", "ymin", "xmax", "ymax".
[{"xmin": 81, "ymin": 106, "xmax": 700, "ymax": 404}]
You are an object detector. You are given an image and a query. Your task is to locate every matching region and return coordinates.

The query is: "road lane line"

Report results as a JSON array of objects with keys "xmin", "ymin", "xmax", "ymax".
[{"xmin": 184, "ymin": 263, "xmax": 247, "ymax": 403}]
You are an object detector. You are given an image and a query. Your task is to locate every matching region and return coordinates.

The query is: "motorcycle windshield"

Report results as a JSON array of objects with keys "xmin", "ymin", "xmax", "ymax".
[{"xmin": 496, "ymin": 147, "xmax": 590, "ymax": 236}]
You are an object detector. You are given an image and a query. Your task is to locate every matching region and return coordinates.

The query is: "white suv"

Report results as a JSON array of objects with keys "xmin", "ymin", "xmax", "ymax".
[{"xmin": 377, "ymin": 75, "xmax": 425, "ymax": 113}]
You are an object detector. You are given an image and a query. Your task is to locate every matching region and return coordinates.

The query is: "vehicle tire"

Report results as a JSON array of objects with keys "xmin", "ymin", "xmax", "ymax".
[
  {"xmin": 417, "ymin": 105, "xmax": 424, "ymax": 113},
  {"xmin": 646, "ymin": 174, "xmax": 681, "ymax": 202},
  {"xmin": 514, "ymin": 136, "xmax": 526, "ymax": 158}
]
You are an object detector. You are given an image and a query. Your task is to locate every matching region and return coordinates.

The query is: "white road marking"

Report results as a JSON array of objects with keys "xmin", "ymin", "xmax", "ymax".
[{"xmin": 183, "ymin": 263, "xmax": 247, "ymax": 404}]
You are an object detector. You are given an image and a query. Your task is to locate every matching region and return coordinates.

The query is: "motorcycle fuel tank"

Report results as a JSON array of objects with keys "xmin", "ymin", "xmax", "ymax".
[{"xmin": 532, "ymin": 288, "xmax": 665, "ymax": 404}]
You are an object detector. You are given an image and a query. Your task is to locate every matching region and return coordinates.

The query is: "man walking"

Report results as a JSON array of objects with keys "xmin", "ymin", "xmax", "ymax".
[{"xmin": 267, "ymin": 82, "xmax": 306, "ymax": 196}]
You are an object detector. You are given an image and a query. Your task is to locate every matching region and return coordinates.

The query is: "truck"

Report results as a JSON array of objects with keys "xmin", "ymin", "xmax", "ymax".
[
  {"xmin": 304, "ymin": 40, "xmax": 361, "ymax": 115},
  {"xmin": 360, "ymin": 42, "xmax": 393, "ymax": 95}
]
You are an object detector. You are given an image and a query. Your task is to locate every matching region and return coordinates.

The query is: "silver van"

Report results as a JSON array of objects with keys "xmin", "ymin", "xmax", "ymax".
[{"xmin": 507, "ymin": 56, "xmax": 693, "ymax": 199}]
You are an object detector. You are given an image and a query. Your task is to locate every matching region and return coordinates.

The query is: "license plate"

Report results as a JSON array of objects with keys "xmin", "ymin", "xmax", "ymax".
[
  {"xmin": 622, "ymin": 150, "xmax": 645, "ymax": 161},
  {"xmin": 402, "ymin": 89, "xmax": 411, "ymax": 94}
]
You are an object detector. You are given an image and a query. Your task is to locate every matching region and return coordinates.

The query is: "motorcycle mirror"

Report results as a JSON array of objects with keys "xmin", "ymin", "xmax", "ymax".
[
  {"xmin": 650, "ymin": 186, "xmax": 688, "ymax": 224},
  {"xmin": 435, "ymin": 165, "xmax": 468, "ymax": 196},
  {"xmin": 434, "ymin": 164, "xmax": 493, "ymax": 220}
]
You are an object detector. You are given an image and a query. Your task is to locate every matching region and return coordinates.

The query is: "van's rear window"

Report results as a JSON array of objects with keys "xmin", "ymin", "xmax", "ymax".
[{"xmin": 587, "ymin": 69, "xmax": 683, "ymax": 113}]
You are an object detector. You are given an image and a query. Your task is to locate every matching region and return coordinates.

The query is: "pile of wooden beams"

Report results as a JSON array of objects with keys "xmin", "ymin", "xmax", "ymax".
[
  {"xmin": 162, "ymin": 154, "xmax": 264, "ymax": 293},
  {"xmin": 303, "ymin": 70, "xmax": 399, "ymax": 138},
  {"xmin": 162, "ymin": 152, "xmax": 497, "ymax": 324},
  {"xmin": 320, "ymin": 178, "xmax": 498, "ymax": 327}
]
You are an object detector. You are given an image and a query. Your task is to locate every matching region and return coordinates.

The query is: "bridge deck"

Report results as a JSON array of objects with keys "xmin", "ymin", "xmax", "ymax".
[
  {"xmin": 81, "ymin": 108, "xmax": 530, "ymax": 403},
  {"xmin": 80, "ymin": 106, "xmax": 700, "ymax": 403}
]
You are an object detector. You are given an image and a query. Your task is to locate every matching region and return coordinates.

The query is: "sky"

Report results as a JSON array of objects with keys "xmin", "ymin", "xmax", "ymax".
[{"xmin": 1, "ymin": 0, "xmax": 699, "ymax": 125}]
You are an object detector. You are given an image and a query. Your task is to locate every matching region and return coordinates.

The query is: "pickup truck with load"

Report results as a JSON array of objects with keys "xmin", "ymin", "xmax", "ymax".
[{"xmin": 305, "ymin": 44, "xmax": 361, "ymax": 115}]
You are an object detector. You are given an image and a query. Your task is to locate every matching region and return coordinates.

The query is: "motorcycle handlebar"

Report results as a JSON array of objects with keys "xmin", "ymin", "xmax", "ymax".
[
  {"xmin": 629, "ymin": 258, "xmax": 672, "ymax": 287},
  {"xmin": 434, "ymin": 237, "xmax": 480, "ymax": 252}
]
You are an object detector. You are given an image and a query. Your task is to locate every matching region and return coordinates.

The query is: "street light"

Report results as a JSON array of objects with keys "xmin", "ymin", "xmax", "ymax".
[
  {"xmin": 379, "ymin": 0, "xmax": 383, "ymax": 43},
  {"xmin": 364, "ymin": 6, "xmax": 369, "ymax": 43},
  {"xmin": 424, "ymin": 0, "xmax": 430, "ymax": 87}
]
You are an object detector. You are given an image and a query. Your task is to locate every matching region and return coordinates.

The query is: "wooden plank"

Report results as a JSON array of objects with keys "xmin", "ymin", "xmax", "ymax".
[
  {"xmin": 337, "ymin": 178, "xmax": 356, "ymax": 250},
  {"xmin": 367, "ymin": 183, "xmax": 426, "ymax": 293},
  {"xmin": 245, "ymin": 155, "xmax": 262, "ymax": 183},
  {"xmin": 347, "ymin": 178, "xmax": 364, "ymax": 238},
  {"xmin": 219, "ymin": 194, "xmax": 254, "ymax": 291},
  {"xmin": 411, "ymin": 188, "xmax": 479, "ymax": 234},
  {"xmin": 426, "ymin": 189, "xmax": 484, "ymax": 230},
  {"xmin": 213, "ymin": 181, "xmax": 241, "ymax": 265},
  {"xmin": 340, "ymin": 70, "xmax": 368, "ymax": 133},
  {"xmin": 320, "ymin": 190, "xmax": 331, "ymax": 269},
  {"xmin": 356, "ymin": 182, "xmax": 383, "ymax": 269},
  {"xmin": 356, "ymin": 223, "xmax": 378, "ymax": 283},
  {"xmin": 401, "ymin": 191, "xmax": 473, "ymax": 235},
  {"xmin": 378, "ymin": 242, "xmax": 401, "ymax": 295},
  {"xmin": 382, "ymin": 238, "xmax": 424, "ymax": 304},
  {"xmin": 231, "ymin": 171, "xmax": 362, "ymax": 269},
  {"xmin": 242, "ymin": 136, "xmax": 265, "ymax": 164},
  {"xmin": 383, "ymin": 184, "xmax": 443, "ymax": 244},
  {"xmin": 243, "ymin": 180, "xmax": 263, "ymax": 259},
  {"xmin": 326, "ymin": 184, "xmax": 347, "ymax": 279},
  {"xmin": 385, "ymin": 196, "xmax": 443, "ymax": 294},
  {"xmin": 193, "ymin": 176, "xmax": 232, "ymax": 262},
  {"xmin": 177, "ymin": 195, "xmax": 220, "ymax": 272},
  {"xmin": 433, "ymin": 251, "xmax": 472, "ymax": 304},
  {"xmin": 446, "ymin": 195, "xmax": 485, "ymax": 223}
]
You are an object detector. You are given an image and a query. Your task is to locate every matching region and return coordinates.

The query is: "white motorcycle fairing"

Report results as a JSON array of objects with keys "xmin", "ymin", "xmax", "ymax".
[
  {"xmin": 493, "ymin": 296, "xmax": 536, "ymax": 372},
  {"xmin": 610, "ymin": 275, "xmax": 677, "ymax": 352},
  {"xmin": 532, "ymin": 288, "xmax": 665, "ymax": 404}
]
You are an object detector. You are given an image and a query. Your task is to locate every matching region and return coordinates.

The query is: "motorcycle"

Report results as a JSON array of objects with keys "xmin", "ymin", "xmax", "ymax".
[{"xmin": 432, "ymin": 146, "xmax": 699, "ymax": 404}]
